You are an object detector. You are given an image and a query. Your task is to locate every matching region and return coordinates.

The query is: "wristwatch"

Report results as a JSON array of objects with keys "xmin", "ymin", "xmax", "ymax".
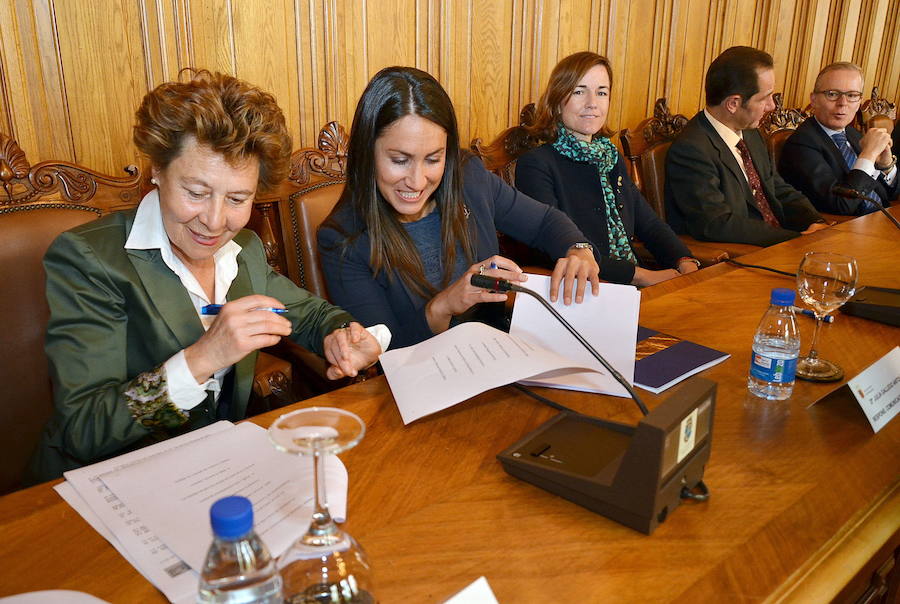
[
  {"xmin": 876, "ymin": 154, "xmax": 897, "ymax": 172},
  {"xmin": 570, "ymin": 242, "xmax": 594, "ymax": 252}
]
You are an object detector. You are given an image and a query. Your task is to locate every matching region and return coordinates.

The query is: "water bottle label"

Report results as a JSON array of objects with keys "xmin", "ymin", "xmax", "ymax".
[{"xmin": 750, "ymin": 353, "xmax": 797, "ymax": 383}]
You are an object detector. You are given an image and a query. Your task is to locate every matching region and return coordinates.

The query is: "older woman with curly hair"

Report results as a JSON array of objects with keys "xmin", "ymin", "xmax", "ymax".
[{"xmin": 29, "ymin": 71, "xmax": 383, "ymax": 481}]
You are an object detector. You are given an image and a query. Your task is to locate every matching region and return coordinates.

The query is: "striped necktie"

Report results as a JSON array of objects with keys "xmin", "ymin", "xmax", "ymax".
[
  {"xmin": 831, "ymin": 131, "xmax": 882, "ymax": 209},
  {"xmin": 831, "ymin": 132, "xmax": 857, "ymax": 170}
]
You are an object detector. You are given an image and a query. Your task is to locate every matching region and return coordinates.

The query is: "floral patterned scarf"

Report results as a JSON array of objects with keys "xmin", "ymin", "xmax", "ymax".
[{"xmin": 552, "ymin": 126, "xmax": 637, "ymax": 264}]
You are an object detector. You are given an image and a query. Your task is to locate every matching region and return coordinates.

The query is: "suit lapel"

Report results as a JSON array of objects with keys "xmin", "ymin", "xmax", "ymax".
[
  {"xmin": 809, "ymin": 119, "xmax": 851, "ymax": 173},
  {"xmin": 127, "ymin": 248, "xmax": 204, "ymax": 350},
  {"xmin": 227, "ymin": 248, "xmax": 257, "ymax": 419},
  {"xmin": 698, "ymin": 114, "xmax": 755, "ymax": 204}
]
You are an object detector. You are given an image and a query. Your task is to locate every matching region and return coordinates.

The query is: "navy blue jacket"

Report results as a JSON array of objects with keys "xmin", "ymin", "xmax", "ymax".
[
  {"xmin": 779, "ymin": 118, "xmax": 897, "ymax": 215},
  {"xmin": 515, "ymin": 143, "xmax": 691, "ymax": 284},
  {"xmin": 317, "ymin": 157, "xmax": 588, "ymax": 349}
]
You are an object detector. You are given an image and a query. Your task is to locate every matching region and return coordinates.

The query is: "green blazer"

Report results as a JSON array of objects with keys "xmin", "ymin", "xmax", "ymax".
[{"xmin": 28, "ymin": 209, "xmax": 352, "ymax": 482}]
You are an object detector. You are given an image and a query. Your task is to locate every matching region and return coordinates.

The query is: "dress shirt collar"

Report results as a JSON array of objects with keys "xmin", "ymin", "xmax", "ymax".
[
  {"xmin": 813, "ymin": 117, "xmax": 845, "ymax": 138},
  {"xmin": 704, "ymin": 108, "xmax": 744, "ymax": 149}
]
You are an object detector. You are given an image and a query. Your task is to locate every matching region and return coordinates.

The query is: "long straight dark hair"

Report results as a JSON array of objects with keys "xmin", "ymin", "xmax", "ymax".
[{"xmin": 322, "ymin": 66, "xmax": 474, "ymax": 299}]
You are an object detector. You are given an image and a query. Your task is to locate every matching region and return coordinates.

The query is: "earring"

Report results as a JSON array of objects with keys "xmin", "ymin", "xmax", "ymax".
[{"xmin": 150, "ymin": 178, "xmax": 158, "ymax": 185}]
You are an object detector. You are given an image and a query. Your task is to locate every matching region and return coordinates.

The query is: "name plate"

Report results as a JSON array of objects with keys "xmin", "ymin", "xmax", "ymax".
[{"xmin": 848, "ymin": 346, "xmax": 900, "ymax": 433}]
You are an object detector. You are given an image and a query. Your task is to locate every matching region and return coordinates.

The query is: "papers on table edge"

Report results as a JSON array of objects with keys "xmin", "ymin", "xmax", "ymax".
[
  {"xmin": 381, "ymin": 277, "xmax": 729, "ymax": 423},
  {"xmin": 55, "ymin": 420, "xmax": 348, "ymax": 604}
]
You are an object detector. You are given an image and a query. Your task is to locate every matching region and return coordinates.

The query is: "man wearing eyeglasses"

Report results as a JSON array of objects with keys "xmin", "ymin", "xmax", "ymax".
[{"xmin": 779, "ymin": 62, "xmax": 897, "ymax": 215}]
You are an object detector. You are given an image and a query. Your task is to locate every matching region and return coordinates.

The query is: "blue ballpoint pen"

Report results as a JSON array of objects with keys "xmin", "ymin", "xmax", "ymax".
[
  {"xmin": 200, "ymin": 304, "xmax": 288, "ymax": 315},
  {"xmin": 792, "ymin": 306, "xmax": 834, "ymax": 323}
]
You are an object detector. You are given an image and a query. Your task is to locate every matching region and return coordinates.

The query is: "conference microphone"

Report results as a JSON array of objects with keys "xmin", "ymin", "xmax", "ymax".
[
  {"xmin": 470, "ymin": 273, "xmax": 649, "ymax": 416},
  {"xmin": 830, "ymin": 184, "xmax": 900, "ymax": 230}
]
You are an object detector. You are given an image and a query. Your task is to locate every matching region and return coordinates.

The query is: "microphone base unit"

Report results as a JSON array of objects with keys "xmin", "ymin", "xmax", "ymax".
[
  {"xmin": 498, "ymin": 377, "xmax": 716, "ymax": 535},
  {"xmin": 841, "ymin": 286, "xmax": 900, "ymax": 327}
]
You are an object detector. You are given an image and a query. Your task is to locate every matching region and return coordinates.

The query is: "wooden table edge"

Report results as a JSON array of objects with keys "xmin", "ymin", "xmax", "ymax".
[{"xmin": 765, "ymin": 477, "xmax": 900, "ymax": 603}]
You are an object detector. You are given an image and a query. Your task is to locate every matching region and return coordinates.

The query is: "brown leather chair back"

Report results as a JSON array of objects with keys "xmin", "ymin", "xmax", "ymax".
[
  {"xmin": 758, "ymin": 92, "xmax": 808, "ymax": 165},
  {"xmin": 620, "ymin": 98, "xmax": 689, "ymax": 221},
  {"xmin": 0, "ymin": 133, "xmax": 141, "ymax": 493},
  {"xmin": 280, "ymin": 122, "xmax": 349, "ymax": 300}
]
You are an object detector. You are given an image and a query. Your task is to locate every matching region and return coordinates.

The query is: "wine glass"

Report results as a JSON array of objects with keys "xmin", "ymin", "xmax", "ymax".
[
  {"xmin": 269, "ymin": 407, "xmax": 374, "ymax": 603},
  {"xmin": 795, "ymin": 252, "xmax": 858, "ymax": 381}
]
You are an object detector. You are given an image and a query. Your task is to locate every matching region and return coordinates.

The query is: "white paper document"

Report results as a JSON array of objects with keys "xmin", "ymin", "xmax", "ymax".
[
  {"xmin": 380, "ymin": 321, "xmax": 599, "ymax": 424},
  {"xmin": 443, "ymin": 576, "xmax": 500, "ymax": 603},
  {"xmin": 100, "ymin": 421, "xmax": 348, "ymax": 572},
  {"xmin": 510, "ymin": 275, "xmax": 640, "ymax": 397},
  {"xmin": 846, "ymin": 346, "xmax": 900, "ymax": 433},
  {"xmin": 62, "ymin": 421, "xmax": 234, "ymax": 603}
]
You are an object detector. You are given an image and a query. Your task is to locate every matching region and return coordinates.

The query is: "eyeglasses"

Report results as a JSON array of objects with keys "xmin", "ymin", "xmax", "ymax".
[{"xmin": 815, "ymin": 89, "xmax": 863, "ymax": 102}]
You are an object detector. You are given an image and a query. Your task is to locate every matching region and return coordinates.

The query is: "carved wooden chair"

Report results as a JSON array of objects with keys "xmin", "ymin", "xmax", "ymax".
[
  {"xmin": 470, "ymin": 104, "xmax": 552, "ymax": 267},
  {"xmin": 758, "ymin": 92, "xmax": 808, "ymax": 166},
  {"xmin": 859, "ymin": 86, "xmax": 896, "ymax": 132},
  {"xmin": 0, "ymin": 134, "xmax": 140, "ymax": 493},
  {"xmin": 620, "ymin": 99, "xmax": 759, "ymax": 262},
  {"xmin": 0, "ymin": 133, "xmax": 290, "ymax": 492},
  {"xmin": 266, "ymin": 122, "xmax": 370, "ymax": 393}
]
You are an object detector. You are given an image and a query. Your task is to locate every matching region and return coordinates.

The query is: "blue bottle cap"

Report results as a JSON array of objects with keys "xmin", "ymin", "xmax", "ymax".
[
  {"xmin": 770, "ymin": 287, "xmax": 795, "ymax": 306},
  {"xmin": 209, "ymin": 496, "xmax": 253, "ymax": 538}
]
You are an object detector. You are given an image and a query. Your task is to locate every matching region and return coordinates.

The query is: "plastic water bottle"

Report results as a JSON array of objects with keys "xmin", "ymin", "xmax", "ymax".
[
  {"xmin": 748, "ymin": 288, "xmax": 800, "ymax": 400},
  {"xmin": 198, "ymin": 496, "xmax": 283, "ymax": 604}
]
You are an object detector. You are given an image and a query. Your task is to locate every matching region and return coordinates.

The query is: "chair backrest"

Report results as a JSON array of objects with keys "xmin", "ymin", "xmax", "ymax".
[
  {"xmin": 0, "ymin": 133, "xmax": 142, "ymax": 493},
  {"xmin": 758, "ymin": 92, "xmax": 808, "ymax": 165},
  {"xmin": 619, "ymin": 98, "xmax": 689, "ymax": 220},
  {"xmin": 279, "ymin": 122, "xmax": 349, "ymax": 300},
  {"xmin": 470, "ymin": 103, "xmax": 540, "ymax": 186},
  {"xmin": 860, "ymin": 86, "xmax": 896, "ymax": 132}
]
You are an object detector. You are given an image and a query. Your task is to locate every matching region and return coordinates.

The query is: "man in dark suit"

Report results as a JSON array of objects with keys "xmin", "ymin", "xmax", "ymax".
[
  {"xmin": 779, "ymin": 62, "xmax": 897, "ymax": 215},
  {"xmin": 665, "ymin": 46, "xmax": 827, "ymax": 246}
]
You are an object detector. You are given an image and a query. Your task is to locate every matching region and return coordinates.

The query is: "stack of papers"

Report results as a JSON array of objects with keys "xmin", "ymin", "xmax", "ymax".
[{"xmin": 55, "ymin": 421, "xmax": 348, "ymax": 604}]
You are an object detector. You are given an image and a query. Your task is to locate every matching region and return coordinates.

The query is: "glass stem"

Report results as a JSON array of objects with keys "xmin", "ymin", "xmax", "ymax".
[
  {"xmin": 303, "ymin": 450, "xmax": 339, "ymax": 544},
  {"xmin": 805, "ymin": 317, "xmax": 824, "ymax": 361}
]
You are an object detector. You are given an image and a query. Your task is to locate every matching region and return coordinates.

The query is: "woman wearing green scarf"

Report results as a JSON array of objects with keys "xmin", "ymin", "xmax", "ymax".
[{"xmin": 516, "ymin": 52, "xmax": 699, "ymax": 286}]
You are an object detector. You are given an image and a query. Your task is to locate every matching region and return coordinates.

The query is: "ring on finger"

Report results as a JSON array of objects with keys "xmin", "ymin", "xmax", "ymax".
[{"xmin": 478, "ymin": 264, "xmax": 485, "ymax": 276}]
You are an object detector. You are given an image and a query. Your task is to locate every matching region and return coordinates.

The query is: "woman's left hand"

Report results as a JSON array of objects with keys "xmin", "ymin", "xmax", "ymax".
[
  {"xmin": 323, "ymin": 322, "xmax": 383, "ymax": 380},
  {"xmin": 549, "ymin": 247, "xmax": 601, "ymax": 304},
  {"xmin": 677, "ymin": 259, "xmax": 700, "ymax": 274}
]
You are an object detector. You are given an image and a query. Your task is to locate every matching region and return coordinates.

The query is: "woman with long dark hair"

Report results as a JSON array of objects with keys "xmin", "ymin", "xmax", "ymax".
[
  {"xmin": 318, "ymin": 66, "xmax": 601, "ymax": 349},
  {"xmin": 517, "ymin": 51, "xmax": 699, "ymax": 286}
]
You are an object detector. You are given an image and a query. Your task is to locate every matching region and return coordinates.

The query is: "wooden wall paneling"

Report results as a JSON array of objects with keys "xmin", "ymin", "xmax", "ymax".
[
  {"xmin": 53, "ymin": 0, "xmax": 147, "ymax": 173},
  {"xmin": 293, "ymin": 0, "xmax": 322, "ymax": 149},
  {"xmin": 333, "ymin": 0, "xmax": 368, "ymax": 132},
  {"xmin": 781, "ymin": 0, "xmax": 831, "ymax": 108},
  {"xmin": 874, "ymin": 1, "xmax": 900, "ymax": 103},
  {"xmin": 0, "ymin": 0, "xmax": 72, "ymax": 161},
  {"xmin": 230, "ymin": 0, "xmax": 302, "ymax": 150},
  {"xmin": 441, "ymin": 0, "xmax": 473, "ymax": 145},
  {"xmin": 604, "ymin": 0, "xmax": 633, "ymax": 136},
  {"xmin": 765, "ymin": 0, "xmax": 797, "ymax": 102},
  {"xmin": 668, "ymin": 0, "xmax": 716, "ymax": 119},
  {"xmin": 855, "ymin": 0, "xmax": 890, "ymax": 85},
  {"xmin": 468, "ymin": 0, "xmax": 514, "ymax": 143},
  {"xmin": 187, "ymin": 0, "xmax": 233, "ymax": 74}
]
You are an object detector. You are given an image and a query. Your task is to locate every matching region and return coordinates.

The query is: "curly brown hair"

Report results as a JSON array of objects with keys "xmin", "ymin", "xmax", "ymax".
[
  {"xmin": 526, "ymin": 51, "xmax": 615, "ymax": 143},
  {"xmin": 133, "ymin": 69, "xmax": 292, "ymax": 193}
]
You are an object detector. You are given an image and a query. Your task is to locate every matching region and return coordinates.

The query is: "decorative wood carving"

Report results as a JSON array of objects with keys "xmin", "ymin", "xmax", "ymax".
[
  {"xmin": 0, "ymin": 133, "xmax": 141, "ymax": 209},
  {"xmin": 861, "ymin": 86, "xmax": 897, "ymax": 122},
  {"xmin": 641, "ymin": 98, "xmax": 689, "ymax": 144},
  {"xmin": 759, "ymin": 93, "xmax": 808, "ymax": 136},
  {"xmin": 288, "ymin": 121, "xmax": 349, "ymax": 185},
  {"xmin": 470, "ymin": 103, "xmax": 540, "ymax": 178}
]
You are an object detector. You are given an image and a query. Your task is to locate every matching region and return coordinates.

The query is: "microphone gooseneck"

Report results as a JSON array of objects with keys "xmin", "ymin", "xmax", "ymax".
[
  {"xmin": 471, "ymin": 274, "xmax": 649, "ymax": 416},
  {"xmin": 829, "ymin": 184, "xmax": 900, "ymax": 231}
]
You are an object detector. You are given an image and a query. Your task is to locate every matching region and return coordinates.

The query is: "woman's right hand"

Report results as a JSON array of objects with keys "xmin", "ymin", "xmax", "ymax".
[
  {"xmin": 425, "ymin": 255, "xmax": 526, "ymax": 334},
  {"xmin": 184, "ymin": 294, "xmax": 293, "ymax": 383},
  {"xmin": 631, "ymin": 267, "xmax": 680, "ymax": 287}
]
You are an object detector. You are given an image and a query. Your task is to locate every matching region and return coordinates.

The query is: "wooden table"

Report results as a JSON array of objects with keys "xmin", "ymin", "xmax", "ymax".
[{"xmin": 1, "ymin": 209, "xmax": 898, "ymax": 603}]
